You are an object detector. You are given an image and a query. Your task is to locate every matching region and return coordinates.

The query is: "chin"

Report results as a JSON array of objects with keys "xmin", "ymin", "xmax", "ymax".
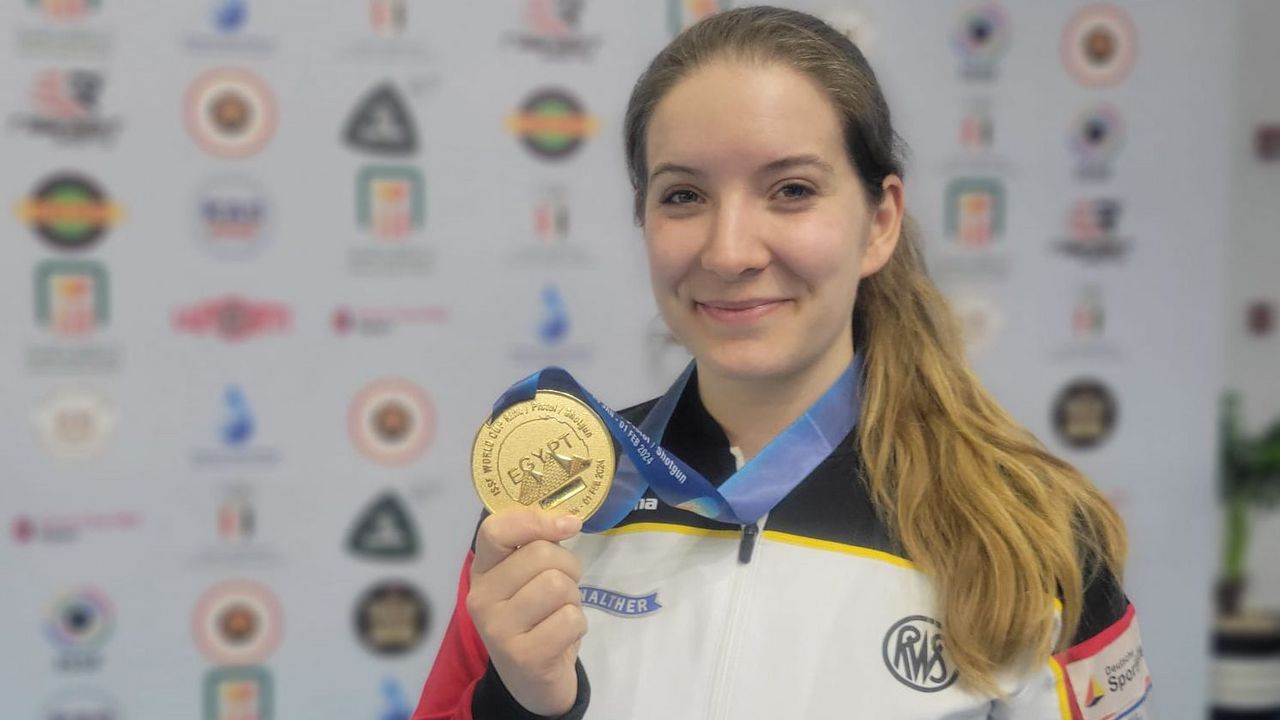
[{"xmin": 693, "ymin": 342, "xmax": 799, "ymax": 383}]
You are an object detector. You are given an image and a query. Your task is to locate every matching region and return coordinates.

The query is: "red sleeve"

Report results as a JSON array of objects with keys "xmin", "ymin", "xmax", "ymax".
[{"xmin": 412, "ymin": 551, "xmax": 489, "ymax": 720}]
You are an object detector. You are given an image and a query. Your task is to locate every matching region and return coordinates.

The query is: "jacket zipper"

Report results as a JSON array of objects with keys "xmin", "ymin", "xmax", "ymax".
[
  {"xmin": 707, "ymin": 512, "xmax": 768, "ymax": 720},
  {"xmin": 738, "ymin": 521, "xmax": 759, "ymax": 564},
  {"xmin": 728, "ymin": 447, "xmax": 760, "ymax": 565}
]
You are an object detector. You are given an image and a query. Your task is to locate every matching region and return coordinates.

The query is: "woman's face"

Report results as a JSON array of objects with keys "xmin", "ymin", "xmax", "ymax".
[{"xmin": 643, "ymin": 60, "xmax": 901, "ymax": 384}]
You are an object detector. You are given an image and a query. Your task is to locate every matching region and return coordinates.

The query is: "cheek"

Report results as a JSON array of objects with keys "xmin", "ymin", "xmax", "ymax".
[
  {"xmin": 644, "ymin": 221, "xmax": 697, "ymax": 289},
  {"xmin": 774, "ymin": 216, "xmax": 864, "ymax": 288}
]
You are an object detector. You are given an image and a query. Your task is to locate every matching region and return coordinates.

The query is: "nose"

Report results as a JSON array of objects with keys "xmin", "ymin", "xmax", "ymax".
[{"xmin": 699, "ymin": 192, "xmax": 769, "ymax": 280}]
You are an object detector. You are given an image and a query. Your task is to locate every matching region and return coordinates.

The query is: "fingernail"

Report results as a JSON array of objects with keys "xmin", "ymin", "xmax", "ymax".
[{"xmin": 556, "ymin": 515, "xmax": 582, "ymax": 534}]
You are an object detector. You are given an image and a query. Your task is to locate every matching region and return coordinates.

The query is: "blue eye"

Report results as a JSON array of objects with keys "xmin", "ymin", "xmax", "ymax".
[{"xmin": 661, "ymin": 189, "xmax": 700, "ymax": 205}]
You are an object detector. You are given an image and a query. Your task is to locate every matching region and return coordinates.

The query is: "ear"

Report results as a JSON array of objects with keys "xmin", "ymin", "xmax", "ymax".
[{"xmin": 858, "ymin": 175, "xmax": 904, "ymax": 279}]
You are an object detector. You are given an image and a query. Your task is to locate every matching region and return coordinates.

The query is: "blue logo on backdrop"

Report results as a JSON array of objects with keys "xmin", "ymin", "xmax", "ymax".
[
  {"xmin": 221, "ymin": 385, "xmax": 255, "ymax": 447},
  {"xmin": 378, "ymin": 676, "xmax": 411, "ymax": 720},
  {"xmin": 580, "ymin": 586, "xmax": 661, "ymax": 618},
  {"xmin": 213, "ymin": 0, "xmax": 248, "ymax": 33},
  {"xmin": 538, "ymin": 285, "xmax": 569, "ymax": 345}
]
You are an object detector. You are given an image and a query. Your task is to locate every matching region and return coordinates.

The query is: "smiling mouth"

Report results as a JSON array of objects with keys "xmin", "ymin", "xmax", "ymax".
[{"xmin": 695, "ymin": 299, "xmax": 788, "ymax": 324}]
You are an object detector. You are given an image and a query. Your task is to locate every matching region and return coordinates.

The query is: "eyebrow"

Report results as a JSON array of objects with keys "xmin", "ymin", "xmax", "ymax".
[
  {"xmin": 758, "ymin": 154, "xmax": 835, "ymax": 177},
  {"xmin": 648, "ymin": 154, "xmax": 835, "ymax": 184}
]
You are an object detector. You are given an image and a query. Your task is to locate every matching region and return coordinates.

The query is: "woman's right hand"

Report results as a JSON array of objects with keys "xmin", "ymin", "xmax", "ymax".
[{"xmin": 467, "ymin": 508, "xmax": 587, "ymax": 717}]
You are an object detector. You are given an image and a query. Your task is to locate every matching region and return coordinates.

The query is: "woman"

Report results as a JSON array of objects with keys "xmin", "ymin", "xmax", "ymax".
[{"xmin": 414, "ymin": 7, "xmax": 1150, "ymax": 719}]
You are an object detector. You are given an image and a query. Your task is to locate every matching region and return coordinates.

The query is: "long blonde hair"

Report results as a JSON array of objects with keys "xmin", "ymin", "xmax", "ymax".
[{"xmin": 623, "ymin": 6, "xmax": 1127, "ymax": 695}]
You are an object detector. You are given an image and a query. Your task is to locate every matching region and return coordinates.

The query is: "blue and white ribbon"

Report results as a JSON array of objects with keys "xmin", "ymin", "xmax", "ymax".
[{"xmin": 491, "ymin": 356, "xmax": 861, "ymax": 533}]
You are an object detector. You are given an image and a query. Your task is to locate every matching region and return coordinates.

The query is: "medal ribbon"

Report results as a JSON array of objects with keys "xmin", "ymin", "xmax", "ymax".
[{"xmin": 490, "ymin": 356, "xmax": 861, "ymax": 533}]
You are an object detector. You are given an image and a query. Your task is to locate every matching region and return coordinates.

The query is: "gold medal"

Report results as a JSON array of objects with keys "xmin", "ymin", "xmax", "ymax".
[{"xmin": 471, "ymin": 390, "xmax": 615, "ymax": 520}]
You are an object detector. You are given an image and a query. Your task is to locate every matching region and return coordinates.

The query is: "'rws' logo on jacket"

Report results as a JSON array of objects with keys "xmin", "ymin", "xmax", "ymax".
[
  {"xmin": 882, "ymin": 615, "xmax": 959, "ymax": 692},
  {"xmin": 580, "ymin": 586, "xmax": 661, "ymax": 618}
]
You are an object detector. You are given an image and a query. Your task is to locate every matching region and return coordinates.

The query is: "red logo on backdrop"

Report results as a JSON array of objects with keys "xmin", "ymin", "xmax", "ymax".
[
  {"xmin": 172, "ymin": 296, "xmax": 291, "ymax": 342},
  {"xmin": 331, "ymin": 305, "xmax": 448, "ymax": 336},
  {"xmin": 12, "ymin": 511, "xmax": 141, "ymax": 545},
  {"xmin": 1257, "ymin": 126, "xmax": 1280, "ymax": 162},
  {"xmin": 14, "ymin": 516, "xmax": 37, "ymax": 543},
  {"xmin": 1248, "ymin": 301, "xmax": 1273, "ymax": 337},
  {"xmin": 32, "ymin": 0, "xmax": 100, "ymax": 22}
]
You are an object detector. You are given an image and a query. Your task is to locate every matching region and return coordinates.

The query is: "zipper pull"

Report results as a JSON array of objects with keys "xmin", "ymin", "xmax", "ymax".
[{"xmin": 738, "ymin": 522, "xmax": 759, "ymax": 564}]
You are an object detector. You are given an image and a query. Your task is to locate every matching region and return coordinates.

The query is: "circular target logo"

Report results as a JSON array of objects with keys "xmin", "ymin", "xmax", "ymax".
[
  {"xmin": 953, "ymin": 3, "xmax": 1010, "ymax": 64},
  {"xmin": 506, "ymin": 89, "xmax": 597, "ymax": 161},
  {"xmin": 185, "ymin": 68, "xmax": 277, "ymax": 158},
  {"xmin": 32, "ymin": 385, "xmax": 116, "ymax": 461},
  {"xmin": 1062, "ymin": 4, "xmax": 1136, "ymax": 87},
  {"xmin": 45, "ymin": 587, "xmax": 114, "ymax": 650},
  {"xmin": 348, "ymin": 378, "xmax": 436, "ymax": 465},
  {"xmin": 1070, "ymin": 102, "xmax": 1125, "ymax": 166},
  {"xmin": 192, "ymin": 580, "xmax": 283, "ymax": 665},
  {"xmin": 1052, "ymin": 378, "xmax": 1118, "ymax": 450}
]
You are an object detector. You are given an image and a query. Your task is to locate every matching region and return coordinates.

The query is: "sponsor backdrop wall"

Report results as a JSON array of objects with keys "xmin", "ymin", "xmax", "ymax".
[
  {"xmin": 0, "ymin": 1, "xmax": 1230, "ymax": 717},
  {"xmin": 1229, "ymin": 0, "xmax": 1280, "ymax": 613}
]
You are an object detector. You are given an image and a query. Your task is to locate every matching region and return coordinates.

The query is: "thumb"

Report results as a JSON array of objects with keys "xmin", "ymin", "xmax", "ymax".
[{"xmin": 472, "ymin": 509, "xmax": 582, "ymax": 574}]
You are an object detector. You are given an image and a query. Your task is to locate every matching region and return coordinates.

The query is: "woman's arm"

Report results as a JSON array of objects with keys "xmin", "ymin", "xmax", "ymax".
[{"xmin": 991, "ymin": 569, "xmax": 1151, "ymax": 719}]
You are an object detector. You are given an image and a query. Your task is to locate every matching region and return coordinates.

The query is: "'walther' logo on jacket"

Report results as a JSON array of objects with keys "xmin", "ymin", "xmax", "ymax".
[{"xmin": 580, "ymin": 586, "xmax": 662, "ymax": 618}]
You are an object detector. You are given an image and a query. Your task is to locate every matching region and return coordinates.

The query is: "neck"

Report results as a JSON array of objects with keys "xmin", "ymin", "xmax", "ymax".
[{"xmin": 696, "ymin": 345, "xmax": 854, "ymax": 462}]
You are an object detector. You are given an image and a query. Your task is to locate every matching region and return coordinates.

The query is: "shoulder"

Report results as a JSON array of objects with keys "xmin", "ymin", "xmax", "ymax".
[
  {"xmin": 1053, "ymin": 566, "xmax": 1152, "ymax": 718},
  {"xmin": 1070, "ymin": 564, "xmax": 1130, "ymax": 647}
]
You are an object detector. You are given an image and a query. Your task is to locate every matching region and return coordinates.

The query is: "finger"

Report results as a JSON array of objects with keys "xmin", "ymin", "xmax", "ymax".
[
  {"xmin": 472, "ymin": 509, "xmax": 582, "ymax": 576},
  {"xmin": 473, "ymin": 539, "xmax": 582, "ymax": 605},
  {"xmin": 511, "ymin": 603, "xmax": 588, "ymax": 666},
  {"xmin": 488, "ymin": 568, "xmax": 582, "ymax": 638}
]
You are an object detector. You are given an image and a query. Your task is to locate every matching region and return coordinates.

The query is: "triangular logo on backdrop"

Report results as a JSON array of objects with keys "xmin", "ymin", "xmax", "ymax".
[
  {"xmin": 344, "ymin": 83, "xmax": 418, "ymax": 155},
  {"xmin": 348, "ymin": 491, "xmax": 420, "ymax": 559}
]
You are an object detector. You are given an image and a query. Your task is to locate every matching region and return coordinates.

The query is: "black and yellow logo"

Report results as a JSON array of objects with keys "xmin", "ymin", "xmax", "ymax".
[
  {"xmin": 506, "ymin": 89, "xmax": 597, "ymax": 161},
  {"xmin": 17, "ymin": 173, "xmax": 122, "ymax": 251}
]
